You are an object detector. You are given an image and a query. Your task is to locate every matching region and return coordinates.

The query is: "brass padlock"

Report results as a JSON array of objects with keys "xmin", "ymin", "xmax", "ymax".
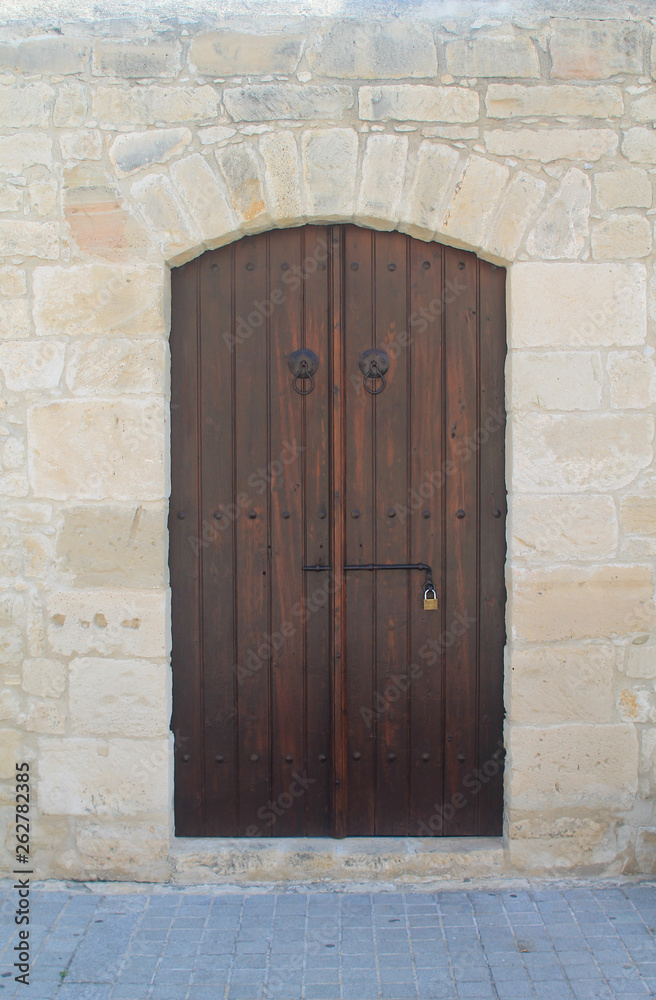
[{"xmin": 423, "ymin": 584, "xmax": 438, "ymax": 611}]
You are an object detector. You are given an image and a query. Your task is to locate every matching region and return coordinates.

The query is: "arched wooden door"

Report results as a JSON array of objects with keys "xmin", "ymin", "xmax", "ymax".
[{"xmin": 170, "ymin": 224, "xmax": 506, "ymax": 838}]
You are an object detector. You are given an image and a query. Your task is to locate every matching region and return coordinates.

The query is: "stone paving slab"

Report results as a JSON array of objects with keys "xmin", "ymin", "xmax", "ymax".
[{"xmin": 1, "ymin": 885, "xmax": 655, "ymax": 999}]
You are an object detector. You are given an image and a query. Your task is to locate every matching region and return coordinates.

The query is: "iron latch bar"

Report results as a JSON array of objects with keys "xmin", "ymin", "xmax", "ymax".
[{"xmin": 303, "ymin": 561, "xmax": 434, "ymax": 591}]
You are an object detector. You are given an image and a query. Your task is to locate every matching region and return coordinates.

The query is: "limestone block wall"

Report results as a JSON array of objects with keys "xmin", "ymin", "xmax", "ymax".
[{"xmin": 1, "ymin": 6, "xmax": 656, "ymax": 880}]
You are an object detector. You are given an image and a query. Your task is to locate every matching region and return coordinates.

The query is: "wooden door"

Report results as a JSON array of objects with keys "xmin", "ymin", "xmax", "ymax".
[{"xmin": 170, "ymin": 224, "xmax": 506, "ymax": 838}]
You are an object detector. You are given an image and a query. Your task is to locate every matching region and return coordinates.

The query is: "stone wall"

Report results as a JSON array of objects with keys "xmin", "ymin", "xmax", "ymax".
[{"xmin": 1, "ymin": 6, "xmax": 656, "ymax": 881}]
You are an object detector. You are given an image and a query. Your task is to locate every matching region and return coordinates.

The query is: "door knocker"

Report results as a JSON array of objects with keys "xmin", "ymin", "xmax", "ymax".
[
  {"xmin": 359, "ymin": 348, "xmax": 390, "ymax": 395},
  {"xmin": 288, "ymin": 349, "xmax": 319, "ymax": 395}
]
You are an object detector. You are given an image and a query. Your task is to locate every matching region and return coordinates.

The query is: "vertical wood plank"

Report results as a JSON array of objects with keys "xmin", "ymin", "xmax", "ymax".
[
  {"xmin": 170, "ymin": 258, "xmax": 204, "ymax": 835},
  {"xmin": 342, "ymin": 225, "xmax": 375, "ymax": 836},
  {"xmin": 234, "ymin": 234, "xmax": 271, "ymax": 836},
  {"xmin": 330, "ymin": 224, "xmax": 347, "ymax": 837},
  {"xmin": 408, "ymin": 238, "xmax": 445, "ymax": 836},
  {"xmin": 477, "ymin": 259, "xmax": 507, "ymax": 836},
  {"xmin": 302, "ymin": 225, "xmax": 333, "ymax": 835},
  {"xmin": 199, "ymin": 247, "xmax": 237, "ymax": 835},
  {"xmin": 268, "ymin": 227, "xmax": 306, "ymax": 836},
  {"xmin": 442, "ymin": 244, "xmax": 480, "ymax": 836},
  {"xmin": 373, "ymin": 229, "xmax": 410, "ymax": 836}
]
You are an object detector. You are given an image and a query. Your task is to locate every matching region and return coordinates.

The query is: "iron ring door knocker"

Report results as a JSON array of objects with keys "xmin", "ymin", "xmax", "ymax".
[
  {"xmin": 359, "ymin": 348, "xmax": 390, "ymax": 395},
  {"xmin": 288, "ymin": 349, "xmax": 319, "ymax": 395}
]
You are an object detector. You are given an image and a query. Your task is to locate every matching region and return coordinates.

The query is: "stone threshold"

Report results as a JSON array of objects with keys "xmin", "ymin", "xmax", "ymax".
[{"xmin": 169, "ymin": 836, "xmax": 506, "ymax": 885}]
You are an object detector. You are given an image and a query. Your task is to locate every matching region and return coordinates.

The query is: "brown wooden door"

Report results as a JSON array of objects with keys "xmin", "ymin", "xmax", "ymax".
[{"xmin": 170, "ymin": 224, "xmax": 506, "ymax": 838}]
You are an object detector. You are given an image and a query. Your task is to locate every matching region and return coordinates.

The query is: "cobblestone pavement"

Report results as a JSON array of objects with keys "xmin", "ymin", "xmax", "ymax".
[{"xmin": 1, "ymin": 885, "xmax": 656, "ymax": 1000}]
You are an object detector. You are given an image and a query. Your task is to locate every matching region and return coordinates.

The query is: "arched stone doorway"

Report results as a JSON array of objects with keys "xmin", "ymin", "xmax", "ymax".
[{"xmin": 169, "ymin": 223, "xmax": 506, "ymax": 839}]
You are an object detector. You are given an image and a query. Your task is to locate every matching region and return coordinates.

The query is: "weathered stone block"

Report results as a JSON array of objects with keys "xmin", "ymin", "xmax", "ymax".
[
  {"xmin": 224, "ymin": 84, "xmax": 353, "ymax": 122},
  {"xmin": 607, "ymin": 351, "xmax": 655, "ymax": 408},
  {"xmin": 110, "ymin": 128, "xmax": 191, "ymax": 177},
  {"xmin": 198, "ymin": 125, "xmax": 236, "ymax": 145},
  {"xmin": 485, "ymin": 128, "xmax": 618, "ymax": 162},
  {"xmin": 512, "ymin": 565, "xmax": 654, "ymax": 641},
  {"xmin": 29, "ymin": 177, "xmax": 56, "ymax": 217},
  {"xmin": 0, "ymin": 222, "xmax": 58, "ymax": 261},
  {"xmin": 0, "ymin": 341, "xmax": 65, "ymax": 391},
  {"xmin": 621, "ymin": 495, "xmax": 656, "ymax": 536},
  {"xmin": 56, "ymin": 504, "xmax": 167, "ymax": 588},
  {"xmin": 441, "ymin": 155, "xmax": 509, "ymax": 248},
  {"xmin": 26, "ymin": 700, "xmax": 65, "ymax": 734},
  {"xmin": 76, "ymin": 820, "xmax": 170, "ymax": 880},
  {"xmin": 92, "ymin": 85, "xmax": 218, "ymax": 127},
  {"xmin": 359, "ymin": 85, "xmax": 479, "ymax": 123},
  {"xmin": 0, "ymin": 82, "xmax": 54, "ymax": 128},
  {"xmin": 66, "ymin": 337, "xmax": 166, "ymax": 397},
  {"xmin": 59, "ymin": 130, "xmax": 103, "ymax": 162},
  {"xmin": 0, "ymin": 184, "xmax": 23, "ymax": 213},
  {"xmin": 190, "ymin": 31, "xmax": 303, "ymax": 76},
  {"xmin": 0, "ymin": 300, "xmax": 30, "ymax": 340},
  {"xmin": 510, "ymin": 495, "xmax": 617, "ymax": 560},
  {"xmin": 485, "ymin": 83, "xmax": 623, "ymax": 118},
  {"xmin": 308, "ymin": 22, "xmax": 437, "ymax": 79},
  {"xmin": 594, "ymin": 169, "xmax": 652, "ymax": 210},
  {"xmin": 30, "ymin": 181, "xmax": 57, "ymax": 219},
  {"xmin": 617, "ymin": 685, "xmax": 656, "ymax": 724},
  {"xmin": 0, "ymin": 268, "xmax": 26, "ymax": 298},
  {"xmin": 28, "ymin": 400, "xmax": 167, "ymax": 501},
  {"xmin": 63, "ymin": 164, "xmax": 149, "ymax": 261},
  {"xmin": 525, "ymin": 167, "xmax": 590, "ymax": 260},
  {"xmin": 591, "ymin": 215, "xmax": 652, "ymax": 260},
  {"xmin": 636, "ymin": 827, "xmax": 656, "ymax": 874},
  {"xmin": 0, "ymin": 730, "xmax": 22, "ymax": 778},
  {"xmin": 486, "ymin": 171, "xmax": 545, "ymax": 260},
  {"xmin": 53, "ymin": 81, "xmax": 87, "ymax": 127},
  {"xmin": 622, "ymin": 128, "xmax": 656, "ymax": 164},
  {"xmin": 33, "ymin": 265, "xmax": 166, "ymax": 339},
  {"xmin": 445, "ymin": 35, "xmax": 540, "ymax": 78},
  {"xmin": 625, "ymin": 640, "xmax": 656, "ymax": 678},
  {"xmin": 511, "ymin": 412, "xmax": 653, "ymax": 492},
  {"xmin": 22, "ymin": 658, "xmax": 66, "ymax": 699},
  {"xmin": 629, "ymin": 91, "xmax": 656, "ymax": 124},
  {"xmin": 215, "ymin": 145, "xmax": 267, "ymax": 225},
  {"xmin": 549, "ymin": 19, "xmax": 643, "ymax": 79},
  {"xmin": 0, "ymin": 134, "xmax": 51, "ymax": 174},
  {"xmin": 404, "ymin": 141, "xmax": 459, "ymax": 236},
  {"xmin": 259, "ymin": 131, "xmax": 302, "ymax": 225},
  {"xmin": 510, "ymin": 725, "xmax": 638, "ymax": 809},
  {"xmin": 46, "ymin": 590, "xmax": 168, "ymax": 658},
  {"xmin": 92, "ymin": 40, "xmax": 180, "ymax": 79},
  {"xmin": 0, "ymin": 37, "xmax": 89, "ymax": 75},
  {"xmin": 69, "ymin": 658, "xmax": 169, "ymax": 737},
  {"xmin": 510, "ymin": 645, "xmax": 614, "ymax": 723},
  {"xmin": 31, "ymin": 180, "xmax": 57, "ymax": 218},
  {"xmin": 130, "ymin": 174, "xmax": 197, "ymax": 258},
  {"xmin": 510, "ymin": 351, "xmax": 602, "ymax": 411},
  {"xmin": 301, "ymin": 128, "xmax": 358, "ymax": 220},
  {"xmin": 510, "ymin": 263, "xmax": 646, "ymax": 348},
  {"xmin": 357, "ymin": 134, "xmax": 408, "ymax": 225},
  {"xmin": 37, "ymin": 736, "xmax": 170, "ymax": 816},
  {"xmin": 170, "ymin": 153, "xmax": 236, "ymax": 244}
]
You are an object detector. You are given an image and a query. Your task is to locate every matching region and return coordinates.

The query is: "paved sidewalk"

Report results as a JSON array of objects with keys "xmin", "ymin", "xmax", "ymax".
[{"xmin": 1, "ymin": 885, "xmax": 656, "ymax": 1000}]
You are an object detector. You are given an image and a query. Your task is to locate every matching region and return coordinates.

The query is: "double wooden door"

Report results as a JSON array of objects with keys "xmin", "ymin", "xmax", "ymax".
[{"xmin": 170, "ymin": 224, "xmax": 506, "ymax": 838}]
